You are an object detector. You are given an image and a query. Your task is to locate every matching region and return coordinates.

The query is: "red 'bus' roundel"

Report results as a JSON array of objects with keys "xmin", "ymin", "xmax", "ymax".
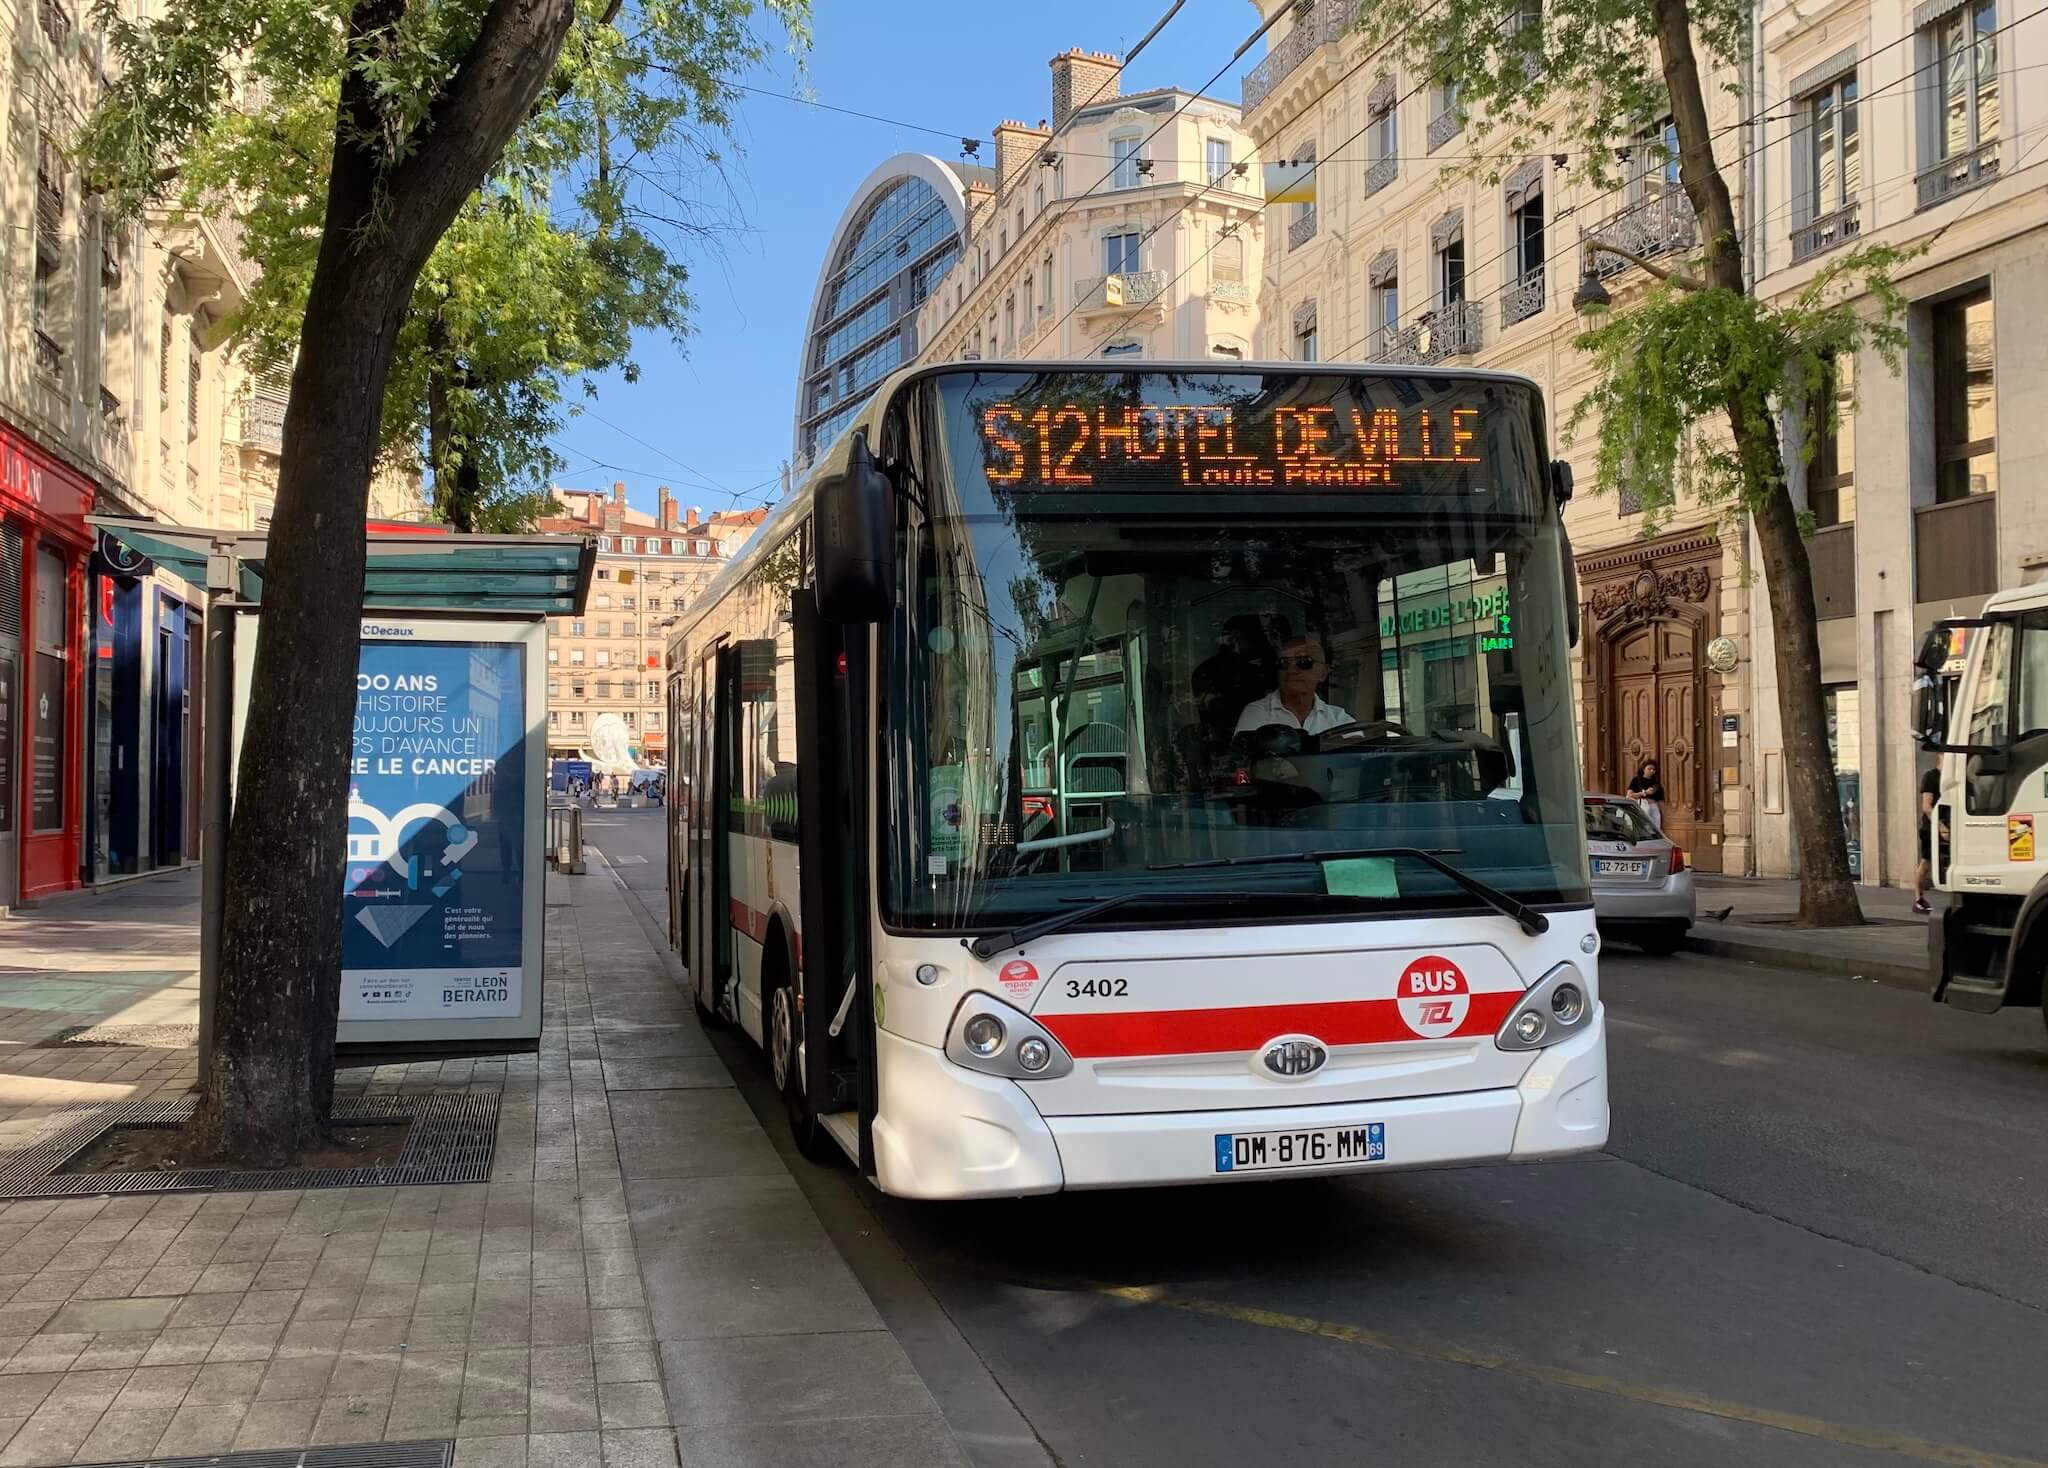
[{"xmin": 1396, "ymin": 955, "xmax": 1470, "ymax": 1039}]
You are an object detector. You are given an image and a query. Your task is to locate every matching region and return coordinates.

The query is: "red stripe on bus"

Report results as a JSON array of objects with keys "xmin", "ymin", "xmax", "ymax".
[
  {"xmin": 1038, "ymin": 991, "xmax": 1521, "ymax": 1058},
  {"xmin": 727, "ymin": 897, "xmax": 770, "ymax": 945}
]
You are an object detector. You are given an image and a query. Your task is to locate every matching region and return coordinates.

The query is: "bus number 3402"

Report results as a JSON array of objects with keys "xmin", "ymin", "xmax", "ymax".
[{"xmin": 1064, "ymin": 978, "xmax": 1130, "ymax": 999}]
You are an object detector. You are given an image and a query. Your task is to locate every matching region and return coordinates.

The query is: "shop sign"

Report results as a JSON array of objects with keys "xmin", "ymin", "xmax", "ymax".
[
  {"xmin": 0, "ymin": 422, "xmax": 94, "ymax": 523},
  {"xmin": 1381, "ymin": 585, "xmax": 1509, "ymax": 639}
]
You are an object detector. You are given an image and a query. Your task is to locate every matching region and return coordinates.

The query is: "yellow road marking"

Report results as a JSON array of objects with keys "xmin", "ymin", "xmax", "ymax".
[{"xmin": 1095, "ymin": 1285, "xmax": 2044, "ymax": 1468}]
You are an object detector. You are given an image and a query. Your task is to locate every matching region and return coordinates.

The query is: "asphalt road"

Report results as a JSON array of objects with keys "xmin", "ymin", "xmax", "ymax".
[{"xmin": 586, "ymin": 805, "xmax": 2048, "ymax": 1468}]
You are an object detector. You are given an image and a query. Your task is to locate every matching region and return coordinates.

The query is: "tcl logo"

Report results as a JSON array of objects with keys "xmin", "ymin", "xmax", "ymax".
[{"xmin": 1396, "ymin": 955, "xmax": 1471, "ymax": 1039}]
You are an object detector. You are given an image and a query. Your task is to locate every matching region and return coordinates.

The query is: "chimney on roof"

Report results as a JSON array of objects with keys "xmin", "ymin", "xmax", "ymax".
[
  {"xmin": 686, "ymin": 506, "xmax": 701, "ymax": 530},
  {"xmin": 1051, "ymin": 48, "xmax": 1120, "ymax": 130},
  {"xmin": 658, "ymin": 485, "xmax": 679, "ymax": 531},
  {"xmin": 993, "ymin": 118, "xmax": 1051, "ymax": 196},
  {"xmin": 603, "ymin": 480, "xmax": 625, "ymax": 534}
]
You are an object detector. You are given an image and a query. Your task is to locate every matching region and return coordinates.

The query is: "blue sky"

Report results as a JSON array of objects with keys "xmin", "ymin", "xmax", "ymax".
[{"xmin": 545, "ymin": 0, "xmax": 1254, "ymax": 524}]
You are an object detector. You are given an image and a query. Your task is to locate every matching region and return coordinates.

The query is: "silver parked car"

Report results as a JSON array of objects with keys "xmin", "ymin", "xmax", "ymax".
[{"xmin": 1585, "ymin": 795, "xmax": 1696, "ymax": 955}]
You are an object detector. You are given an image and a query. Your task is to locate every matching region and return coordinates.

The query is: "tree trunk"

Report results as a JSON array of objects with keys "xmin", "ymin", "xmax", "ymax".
[
  {"xmin": 189, "ymin": 0, "xmax": 580, "ymax": 1165},
  {"xmin": 1650, "ymin": 0, "xmax": 1862, "ymax": 926}
]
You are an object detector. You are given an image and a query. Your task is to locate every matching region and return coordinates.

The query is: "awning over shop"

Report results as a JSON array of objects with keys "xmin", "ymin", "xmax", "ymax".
[{"xmin": 85, "ymin": 517, "xmax": 596, "ymax": 616}]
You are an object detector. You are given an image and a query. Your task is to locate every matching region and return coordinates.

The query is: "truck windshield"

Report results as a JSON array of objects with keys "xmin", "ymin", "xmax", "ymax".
[{"xmin": 881, "ymin": 367, "xmax": 1590, "ymax": 930}]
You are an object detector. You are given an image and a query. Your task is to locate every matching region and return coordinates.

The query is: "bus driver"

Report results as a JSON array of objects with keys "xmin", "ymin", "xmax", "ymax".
[{"xmin": 1235, "ymin": 635, "xmax": 1354, "ymax": 735}]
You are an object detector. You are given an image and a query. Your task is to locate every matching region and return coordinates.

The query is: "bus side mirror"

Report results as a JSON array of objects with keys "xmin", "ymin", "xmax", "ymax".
[
  {"xmin": 1913, "ymin": 675, "xmax": 1949, "ymax": 752},
  {"xmin": 1915, "ymin": 626, "xmax": 1952, "ymax": 675},
  {"xmin": 815, "ymin": 430, "xmax": 895, "ymax": 624}
]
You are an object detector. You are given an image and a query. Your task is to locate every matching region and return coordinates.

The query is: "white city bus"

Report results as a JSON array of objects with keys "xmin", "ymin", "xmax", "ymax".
[{"xmin": 665, "ymin": 362, "xmax": 1607, "ymax": 1198}]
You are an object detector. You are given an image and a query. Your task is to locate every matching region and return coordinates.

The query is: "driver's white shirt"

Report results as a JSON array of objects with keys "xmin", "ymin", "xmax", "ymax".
[{"xmin": 1235, "ymin": 691, "xmax": 1353, "ymax": 734}]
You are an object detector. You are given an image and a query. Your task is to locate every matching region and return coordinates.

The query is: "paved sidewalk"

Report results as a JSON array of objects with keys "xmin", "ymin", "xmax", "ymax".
[
  {"xmin": 0, "ymin": 855, "xmax": 966, "ymax": 1467},
  {"xmin": 1680, "ymin": 874, "xmax": 1930, "ymax": 988}
]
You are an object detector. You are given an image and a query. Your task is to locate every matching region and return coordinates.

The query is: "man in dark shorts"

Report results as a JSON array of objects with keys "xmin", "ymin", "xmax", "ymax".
[{"xmin": 1915, "ymin": 765, "xmax": 1942, "ymax": 914}]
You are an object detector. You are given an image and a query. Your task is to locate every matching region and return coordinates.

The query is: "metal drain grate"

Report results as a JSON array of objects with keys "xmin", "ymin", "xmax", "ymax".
[
  {"xmin": 39, "ymin": 1023, "xmax": 201, "ymax": 1049},
  {"xmin": 77, "ymin": 1438, "xmax": 453, "ymax": 1468},
  {"xmin": 0, "ymin": 1094, "xmax": 499, "ymax": 1200}
]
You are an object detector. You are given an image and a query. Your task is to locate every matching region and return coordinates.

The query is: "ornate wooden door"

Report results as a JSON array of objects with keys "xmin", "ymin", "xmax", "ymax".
[{"xmin": 1609, "ymin": 619, "xmax": 1709, "ymax": 864}]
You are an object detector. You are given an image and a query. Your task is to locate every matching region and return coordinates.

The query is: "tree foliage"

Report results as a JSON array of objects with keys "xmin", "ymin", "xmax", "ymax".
[
  {"xmin": 83, "ymin": 0, "xmax": 806, "ymax": 527},
  {"xmin": 1567, "ymin": 244, "xmax": 1915, "ymax": 534}
]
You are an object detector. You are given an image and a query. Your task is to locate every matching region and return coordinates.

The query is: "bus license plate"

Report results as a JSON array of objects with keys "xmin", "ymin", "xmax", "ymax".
[
  {"xmin": 1214, "ymin": 1123, "xmax": 1384, "ymax": 1173},
  {"xmin": 1593, "ymin": 858, "xmax": 1649, "ymax": 876}
]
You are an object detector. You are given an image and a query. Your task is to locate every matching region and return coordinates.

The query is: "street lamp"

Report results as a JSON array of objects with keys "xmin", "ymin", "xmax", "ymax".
[{"xmin": 1571, "ymin": 250, "xmax": 1613, "ymax": 319}]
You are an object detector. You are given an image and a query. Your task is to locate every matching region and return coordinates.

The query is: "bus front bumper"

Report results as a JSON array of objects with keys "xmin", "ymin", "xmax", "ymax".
[{"xmin": 869, "ymin": 1009, "xmax": 1608, "ymax": 1199}]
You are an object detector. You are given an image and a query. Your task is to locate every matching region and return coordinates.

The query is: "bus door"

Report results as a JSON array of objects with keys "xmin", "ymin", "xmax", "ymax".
[
  {"xmin": 793, "ymin": 592, "xmax": 875, "ymax": 1167},
  {"xmin": 698, "ymin": 643, "xmax": 739, "ymax": 1019}
]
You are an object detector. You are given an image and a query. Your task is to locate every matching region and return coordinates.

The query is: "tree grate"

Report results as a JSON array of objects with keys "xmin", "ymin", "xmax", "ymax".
[
  {"xmin": 0, "ymin": 1095, "xmax": 499, "ymax": 1200},
  {"xmin": 74, "ymin": 1438, "xmax": 453, "ymax": 1468},
  {"xmin": 38, "ymin": 1023, "xmax": 201, "ymax": 1049}
]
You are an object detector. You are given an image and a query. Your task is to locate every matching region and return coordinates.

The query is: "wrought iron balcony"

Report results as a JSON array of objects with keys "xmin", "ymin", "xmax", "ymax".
[
  {"xmin": 1501, "ymin": 269, "xmax": 1546, "ymax": 329},
  {"xmin": 38, "ymin": 0, "xmax": 71, "ymax": 50},
  {"xmin": 1072, "ymin": 270, "xmax": 1166, "ymax": 310},
  {"xmin": 32, "ymin": 329, "xmax": 63, "ymax": 376},
  {"xmin": 1242, "ymin": 0, "xmax": 1348, "ymax": 115},
  {"xmin": 1363, "ymin": 155, "xmax": 1398, "ymax": 199},
  {"xmin": 1427, "ymin": 109, "xmax": 1461, "ymax": 153},
  {"xmin": 1371, "ymin": 299, "xmax": 1484, "ymax": 364},
  {"xmin": 36, "ymin": 176, "xmax": 63, "ymax": 248},
  {"xmin": 1584, "ymin": 188, "xmax": 1698, "ymax": 278},
  {"xmin": 1288, "ymin": 207, "xmax": 1318, "ymax": 251},
  {"xmin": 1790, "ymin": 201, "xmax": 1861, "ymax": 264},
  {"xmin": 1917, "ymin": 140, "xmax": 1998, "ymax": 211},
  {"xmin": 100, "ymin": 386, "xmax": 121, "ymax": 420},
  {"xmin": 242, "ymin": 390, "xmax": 287, "ymax": 453},
  {"xmin": 1208, "ymin": 280, "xmax": 1250, "ymax": 305}
]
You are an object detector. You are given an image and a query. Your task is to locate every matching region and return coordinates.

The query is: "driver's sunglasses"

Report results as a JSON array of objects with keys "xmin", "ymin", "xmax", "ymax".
[{"xmin": 1279, "ymin": 655, "xmax": 1323, "ymax": 670}]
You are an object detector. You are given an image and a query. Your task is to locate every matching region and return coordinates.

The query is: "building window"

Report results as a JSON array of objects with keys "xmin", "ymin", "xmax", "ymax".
[
  {"xmin": 596, "ymin": 649, "xmax": 611, "ymax": 667},
  {"xmin": 596, "ymin": 678, "xmax": 610, "ymax": 698},
  {"xmin": 1207, "ymin": 137, "xmax": 1233, "ymax": 183},
  {"xmin": 1111, "ymin": 133, "xmax": 1142, "ymax": 190},
  {"xmin": 648, "ymin": 710, "xmax": 662, "ymax": 730},
  {"xmin": 595, "ymin": 594, "xmax": 610, "ymax": 609},
  {"xmin": 548, "ymin": 679, "xmax": 559, "ymax": 696},
  {"xmin": 621, "ymin": 536, "xmax": 637, "ymax": 553},
  {"xmin": 1933, "ymin": 288, "xmax": 1996, "ymax": 502},
  {"xmin": 571, "ymin": 649, "xmax": 586, "ymax": 665},
  {"xmin": 547, "ymin": 647, "xmax": 559, "ymax": 664},
  {"xmin": 1004, "ymin": 296, "xmax": 1015, "ymax": 351},
  {"xmin": 571, "ymin": 620, "xmax": 586, "ymax": 636},
  {"xmin": 1504, "ymin": 183, "xmax": 1546, "ymax": 325},
  {"xmin": 647, "ymin": 596, "xmax": 662, "ymax": 612},
  {"xmin": 598, "ymin": 536, "xmax": 611, "ymax": 551},
  {"xmin": 1438, "ymin": 236, "xmax": 1466, "ymax": 304},
  {"xmin": 1041, "ymin": 255, "xmax": 1053, "ymax": 315},
  {"xmin": 622, "ymin": 595, "xmax": 635, "ymax": 609},
  {"xmin": 1104, "ymin": 233, "xmax": 1141, "ymax": 276},
  {"xmin": 595, "ymin": 620, "xmax": 611, "ymax": 637},
  {"xmin": 1630, "ymin": 117, "xmax": 1680, "ymax": 201},
  {"xmin": 1797, "ymin": 76, "xmax": 1862, "ymax": 257},
  {"xmin": 1372, "ymin": 271, "xmax": 1400, "ymax": 355},
  {"xmin": 596, "ymin": 568, "xmax": 610, "ymax": 580},
  {"xmin": 549, "ymin": 710, "xmax": 560, "ymax": 728},
  {"xmin": 1297, "ymin": 323, "xmax": 1318, "ymax": 362},
  {"xmin": 1023, "ymin": 277, "xmax": 1034, "ymax": 323},
  {"xmin": 622, "ymin": 620, "xmax": 636, "ymax": 637},
  {"xmin": 571, "ymin": 711, "xmax": 584, "ymax": 726},
  {"xmin": 1367, "ymin": 91, "xmax": 1399, "ymax": 189},
  {"xmin": 647, "ymin": 680, "xmax": 660, "ymax": 700},
  {"xmin": 1214, "ymin": 231, "xmax": 1245, "ymax": 290},
  {"xmin": 1920, "ymin": 0, "xmax": 2000, "ymax": 205},
  {"xmin": 1429, "ymin": 79, "xmax": 1462, "ymax": 147},
  {"xmin": 572, "ymin": 680, "xmax": 586, "ymax": 696},
  {"xmin": 623, "ymin": 711, "xmax": 637, "ymax": 729},
  {"xmin": 1809, "ymin": 354, "xmax": 1856, "ymax": 527}
]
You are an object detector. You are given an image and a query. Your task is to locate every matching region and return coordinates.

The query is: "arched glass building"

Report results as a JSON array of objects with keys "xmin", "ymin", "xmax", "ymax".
[{"xmin": 795, "ymin": 155, "xmax": 991, "ymax": 468}]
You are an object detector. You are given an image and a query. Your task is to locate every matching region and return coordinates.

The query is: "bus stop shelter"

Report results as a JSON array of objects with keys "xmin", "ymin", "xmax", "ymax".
[{"xmin": 88, "ymin": 516, "xmax": 595, "ymax": 1062}]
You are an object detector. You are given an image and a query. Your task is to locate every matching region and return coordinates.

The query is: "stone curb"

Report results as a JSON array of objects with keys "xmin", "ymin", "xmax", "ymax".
[{"xmin": 1680, "ymin": 932, "xmax": 1927, "ymax": 991}]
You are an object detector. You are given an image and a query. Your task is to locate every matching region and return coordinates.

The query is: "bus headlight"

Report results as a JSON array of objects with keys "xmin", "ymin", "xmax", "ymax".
[
  {"xmin": 1497, "ymin": 963, "xmax": 1596, "ymax": 1051},
  {"xmin": 946, "ymin": 993, "xmax": 1074, "ymax": 1080},
  {"xmin": 963, "ymin": 1015, "xmax": 1006, "ymax": 1057}
]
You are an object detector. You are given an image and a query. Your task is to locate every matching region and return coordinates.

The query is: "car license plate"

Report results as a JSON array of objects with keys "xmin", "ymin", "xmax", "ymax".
[
  {"xmin": 1214, "ymin": 1123, "xmax": 1384, "ymax": 1173},
  {"xmin": 1593, "ymin": 858, "xmax": 1649, "ymax": 876}
]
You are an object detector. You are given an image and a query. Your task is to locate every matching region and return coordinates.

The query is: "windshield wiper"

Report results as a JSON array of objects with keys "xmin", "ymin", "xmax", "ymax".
[
  {"xmin": 966, "ymin": 888, "xmax": 1359, "ymax": 962},
  {"xmin": 1147, "ymin": 846, "xmax": 1550, "ymax": 937}
]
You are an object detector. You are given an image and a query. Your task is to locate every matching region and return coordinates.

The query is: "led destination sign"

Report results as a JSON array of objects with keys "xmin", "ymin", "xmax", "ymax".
[{"xmin": 978, "ymin": 400, "xmax": 1484, "ymax": 489}]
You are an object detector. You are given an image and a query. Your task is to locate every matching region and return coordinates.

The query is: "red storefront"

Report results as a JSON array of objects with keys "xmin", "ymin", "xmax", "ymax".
[{"xmin": 1, "ymin": 417, "xmax": 92, "ymax": 906}]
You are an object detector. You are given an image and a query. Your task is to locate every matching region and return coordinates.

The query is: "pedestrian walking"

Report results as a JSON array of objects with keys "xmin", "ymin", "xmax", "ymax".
[
  {"xmin": 1628, "ymin": 757, "xmax": 1666, "ymax": 832},
  {"xmin": 1915, "ymin": 764, "xmax": 1944, "ymax": 914}
]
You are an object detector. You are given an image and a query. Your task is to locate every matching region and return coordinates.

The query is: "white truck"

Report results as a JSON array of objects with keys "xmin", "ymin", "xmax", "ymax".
[{"xmin": 1918, "ymin": 585, "xmax": 2048, "ymax": 1034}]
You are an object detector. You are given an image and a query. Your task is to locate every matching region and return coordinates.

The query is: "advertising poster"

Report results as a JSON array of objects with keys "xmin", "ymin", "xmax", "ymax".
[{"xmin": 342, "ymin": 638, "xmax": 527, "ymax": 1020}]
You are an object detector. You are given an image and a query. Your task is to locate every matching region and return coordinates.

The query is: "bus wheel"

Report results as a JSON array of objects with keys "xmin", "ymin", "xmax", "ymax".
[{"xmin": 770, "ymin": 973, "xmax": 840, "ymax": 1165}]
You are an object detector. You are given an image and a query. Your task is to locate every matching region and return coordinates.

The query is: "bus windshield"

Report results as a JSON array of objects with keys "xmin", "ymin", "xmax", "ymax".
[{"xmin": 882, "ymin": 367, "xmax": 1589, "ymax": 931}]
